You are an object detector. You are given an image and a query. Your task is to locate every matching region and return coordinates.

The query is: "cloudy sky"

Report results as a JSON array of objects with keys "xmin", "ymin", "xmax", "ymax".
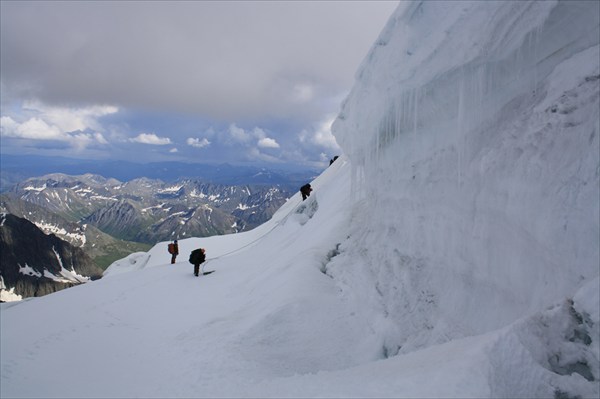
[{"xmin": 0, "ymin": 1, "xmax": 398, "ymax": 169}]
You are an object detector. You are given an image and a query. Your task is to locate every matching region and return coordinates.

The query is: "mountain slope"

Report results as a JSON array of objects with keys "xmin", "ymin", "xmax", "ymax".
[
  {"xmin": 0, "ymin": 213, "xmax": 103, "ymax": 300},
  {"xmin": 0, "ymin": 195, "xmax": 151, "ymax": 270},
  {"xmin": 1, "ymin": 159, "xmax": 372, "ymax": 398}
]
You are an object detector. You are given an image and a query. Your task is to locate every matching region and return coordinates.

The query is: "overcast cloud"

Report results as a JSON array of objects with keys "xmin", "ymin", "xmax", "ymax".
[{"xmin": 0, "ymin": 1, "xmax": 398, "ymax": 169}]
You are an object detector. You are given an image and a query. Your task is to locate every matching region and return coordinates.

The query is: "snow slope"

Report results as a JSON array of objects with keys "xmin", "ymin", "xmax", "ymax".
[
  {"xmin": 2, "ymin": 1, "xmax": 599, "ymax": 398},
  {"xmin": 1, "ymin": 159, "xmax": 382, "ymax": 398}
]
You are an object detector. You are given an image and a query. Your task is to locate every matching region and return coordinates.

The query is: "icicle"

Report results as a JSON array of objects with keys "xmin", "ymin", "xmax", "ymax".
[{"xmin": 456, "ymin": 66, "xmax": 465, "ymax": 188}]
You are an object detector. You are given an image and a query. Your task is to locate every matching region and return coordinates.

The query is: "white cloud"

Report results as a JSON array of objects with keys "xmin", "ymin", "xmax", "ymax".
[
  {"xmin": 222, "ymin": 124, "xmax": 275, "ymax": 148},
  {"xmin": 257, "ymin": 137, "xmax": 280, "ymax": 149},
  {"xmin": 1, "ymin": 105, "xmax": 111, "ymax": 150},
  {"xmin": 187, "ymin": 137, "xmax": 211, "ymax": 148},
  {"xmin": 130, "ymin": 133, "xmax": 172, "ymax": 145},
  {"xmin": 22, "ymin": 101, "xmax": 118, "ymax": 133},
  {"xmin": 252, "ymin": 127, "xmax": 267, "ymax": 139},
  {"xmin": 224, "ymin": 124, "xmax": 280, "ymax": 150},
  {"xmin": 93, "ymin": 132, "xmax": 108, "ymax": 145},
  {"xmin": 70, "ymin": 132, "xmax": 99, "ymax": 151},
  {"xmin": 72, "ymin": 131, "xmax": 108, "ymax": 149},
  {"xmin": 0, "ymin": 116, "xmax": 19, "ymax": 136},
  {"xmin": 296, "ymin": 114, "xmax": 340, "ymax": 152},
  {"xmin": 228, "ymin": 123, "xmax": 251, "ymax": 144},
  {"xmin": 169, "ymin": 148, "xmax": 178, "ymax": 153},
  {"xmin": 1, "ymin": 116, "xmax": 62, "ymax": 140},
  {"xmin": 311, "ymin": 115, "xmax": 340, "ymax": 150},
  {"xmin": 0, "ymin": 103, "xmax": 116, "ymax": 150},
  {"xmin": 252, "ymin": 127, "xmax": 279, "ymax": 148}
]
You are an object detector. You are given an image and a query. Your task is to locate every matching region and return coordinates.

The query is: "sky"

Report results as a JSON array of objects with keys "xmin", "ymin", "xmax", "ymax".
[{"xmin": 0, "ymin": 0, "xmax": 398, "ymax": 169}]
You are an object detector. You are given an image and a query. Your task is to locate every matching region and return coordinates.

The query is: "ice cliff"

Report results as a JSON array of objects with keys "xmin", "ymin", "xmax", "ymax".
[{"xmin": 332, "ymin": 0, "xmax": 599, "ymax": 355}]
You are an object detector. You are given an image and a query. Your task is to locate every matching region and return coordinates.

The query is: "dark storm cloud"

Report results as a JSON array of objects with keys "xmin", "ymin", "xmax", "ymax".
[{"xmin": 1, "ymin": 1, "xmax": 398, "ymax": 122}]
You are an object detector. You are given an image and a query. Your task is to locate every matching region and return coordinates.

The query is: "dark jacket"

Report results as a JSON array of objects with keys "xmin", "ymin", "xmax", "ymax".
[{"xmin": 300, "ymin": 184, "xmax": 312, "ymax": 200}]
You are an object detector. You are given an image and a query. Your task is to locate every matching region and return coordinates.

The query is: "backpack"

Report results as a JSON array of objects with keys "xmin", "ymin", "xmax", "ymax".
[
  {"xmin": 168, "ymin": 243, "xmax": 175, "ymax": 254},
  {"xmin": 189, "ymin": 249, "xmax": 205, "ymax": 265}
]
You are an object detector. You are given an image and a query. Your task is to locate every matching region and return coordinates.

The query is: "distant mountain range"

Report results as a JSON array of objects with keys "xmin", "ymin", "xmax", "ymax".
[
  {"xmin": 3, "ymin": 173, "xmax": 294, "ymax": 241},
  {"xmin": 0, "ymin": 154, "xmax": 320, "ymax": 192}
]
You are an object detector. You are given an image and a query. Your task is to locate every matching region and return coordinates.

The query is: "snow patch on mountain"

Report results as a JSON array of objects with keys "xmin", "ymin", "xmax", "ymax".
[
  {"xmin": 18, "ymin": 264, "xmax": 42, "ymax": 278},
  {"xmin": 0, "ymin": 276, "xmax": 22, "ymax": 302},
  {"xmin": 15, "ymin": 249, "xmax": 92, "ymax": 284},
  {"xmin": 236, "ymin": 203, "xmax": 257, "ymax": 210},
  {"xmin": 33, "ymin": 220, "xmax": 86, "ymax": 245},
  {"xmin": 23, "ymin": 184, "xmax": 46, "ymax": 192},
  {"xmin": 159, "ymin": 184, "xmax": 184, "ymax": 194}
]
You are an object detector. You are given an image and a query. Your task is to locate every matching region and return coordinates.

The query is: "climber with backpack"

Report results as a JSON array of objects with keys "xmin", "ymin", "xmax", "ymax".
[
  {"xmin": 168, "ymin": 240, "xmax": 179, "ymax": 264},
  {"xmin": 300, "ymin": 183, "xmax": 313, "ymax": 201},
  {"xmin": 189, "ymin": 248, "xmax": 207, "ymax": 277}
]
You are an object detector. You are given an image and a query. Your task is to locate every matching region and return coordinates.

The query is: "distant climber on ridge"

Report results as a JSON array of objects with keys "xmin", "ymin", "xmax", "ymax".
[{"xmin": 300, "ymin": 183, "xmax": 312, "ymax": 201}]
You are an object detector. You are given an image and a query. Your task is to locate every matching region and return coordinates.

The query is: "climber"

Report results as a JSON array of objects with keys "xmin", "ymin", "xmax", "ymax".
[
  {"xmin": 189, "ymin": 248, "xmax": 206, "ymax": 277},
  {"xmin": 300, "ymin": 183, "xmax": 312, "ymax": 201},
  {"xmin": 168, "ymin": 240, "xmax": 179, "ymax": 264}
]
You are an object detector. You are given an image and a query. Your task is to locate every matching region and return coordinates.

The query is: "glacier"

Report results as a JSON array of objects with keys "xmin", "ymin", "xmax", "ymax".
[
  {"xmin": 1, "ymin": 1, "xmax": 599, "ymax": 398},
  {"xmin": 332, "ymin": 0, "xmax": 599, "ymax": 355}
]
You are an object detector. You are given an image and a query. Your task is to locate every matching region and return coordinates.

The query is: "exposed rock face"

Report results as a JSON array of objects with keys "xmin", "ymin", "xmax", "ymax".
[{"xmin": 0, "ymin": 213, "xmax": 103, "ymax": 300}]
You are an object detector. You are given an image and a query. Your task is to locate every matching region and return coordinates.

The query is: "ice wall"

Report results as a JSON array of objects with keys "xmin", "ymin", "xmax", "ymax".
[{"xmin": 331, "ymin": 0, "xmax": 599, "ymax": 353}]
